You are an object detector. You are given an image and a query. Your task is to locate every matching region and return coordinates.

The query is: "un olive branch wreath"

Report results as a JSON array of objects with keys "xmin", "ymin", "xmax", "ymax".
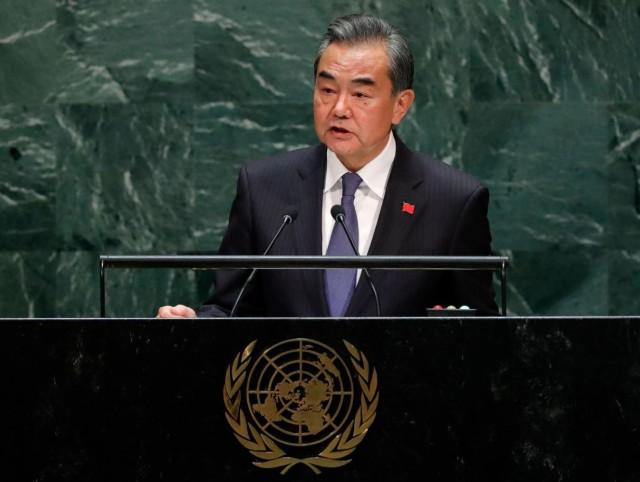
[{"xmin": 223, "ymin": 339, "xmax": 379, "ymax": 475}]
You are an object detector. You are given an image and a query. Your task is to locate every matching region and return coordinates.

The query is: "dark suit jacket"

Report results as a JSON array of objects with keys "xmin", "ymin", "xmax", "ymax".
[{"xmin": 198, "ymin": 137, "xmax": 497, "ymax": 317}]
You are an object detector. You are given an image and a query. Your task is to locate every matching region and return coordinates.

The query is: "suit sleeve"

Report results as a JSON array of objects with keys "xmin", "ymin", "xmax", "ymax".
[
  {"xmin": 448, "ymin": 185, "xmax": 499, "ymax": 316},
  {"xmin": 196, "ymin": 166, "xmax": 265, "ymax": 317}
]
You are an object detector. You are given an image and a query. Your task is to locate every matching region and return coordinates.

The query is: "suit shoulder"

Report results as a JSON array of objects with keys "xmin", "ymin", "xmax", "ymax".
[{"xmin": 413, "ymin": 151, "xmax": 486, "ymax": 195}]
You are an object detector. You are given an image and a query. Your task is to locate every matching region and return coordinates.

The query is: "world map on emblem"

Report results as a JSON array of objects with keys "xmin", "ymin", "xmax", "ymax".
[{"xmin": 246, "ymin": 338, "xmax": 355, "ymax": 447}]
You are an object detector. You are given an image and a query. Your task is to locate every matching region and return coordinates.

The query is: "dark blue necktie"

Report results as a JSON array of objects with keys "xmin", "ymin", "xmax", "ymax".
[{"xmin": 325, "ymin": 172, "xmax": 362, "ymax": 316}]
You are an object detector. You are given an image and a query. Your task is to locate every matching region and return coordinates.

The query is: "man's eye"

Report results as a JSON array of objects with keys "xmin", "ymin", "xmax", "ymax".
[
  {"xmin": 354, "ymin": 92, "xmax": 369, "ymax": 98},
  {"xmin": 321, "ymin": 88, "xmax": 335, "ymax": 94}
]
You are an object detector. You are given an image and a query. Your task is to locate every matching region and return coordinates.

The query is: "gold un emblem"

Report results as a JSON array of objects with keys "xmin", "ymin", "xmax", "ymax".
[{"xmin": 223, "ymin": 338, "xmax": 379, "ymax": 474}]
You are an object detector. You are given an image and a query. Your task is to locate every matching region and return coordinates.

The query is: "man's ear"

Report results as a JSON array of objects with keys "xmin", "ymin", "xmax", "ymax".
[{"xmin": 392, "ymin": 89, "xmax": 416, "ymax": 125}]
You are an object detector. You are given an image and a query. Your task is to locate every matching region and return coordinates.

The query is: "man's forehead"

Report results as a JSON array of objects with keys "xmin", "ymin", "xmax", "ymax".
[{"xmin": 316, "ymin": 41, "xmax": 391, "ymax": 81}]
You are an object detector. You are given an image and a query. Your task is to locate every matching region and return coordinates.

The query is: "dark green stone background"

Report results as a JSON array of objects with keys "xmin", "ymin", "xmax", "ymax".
[{"xmin": 1, "ymin": 0, "xmax": 639, "ymax": 317}]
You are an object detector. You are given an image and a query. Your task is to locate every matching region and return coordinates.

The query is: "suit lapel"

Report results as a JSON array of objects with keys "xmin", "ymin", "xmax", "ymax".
[
  {"xmin": 293, "ymin": 145, "xmax": 330, "ymax": 317},
  {"xmin": 345, "ymin": 138, "xmax": 425, "ymax": 316}
]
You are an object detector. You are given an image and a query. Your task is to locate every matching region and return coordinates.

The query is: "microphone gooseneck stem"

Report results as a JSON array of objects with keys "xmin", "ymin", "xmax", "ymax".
[
  {"xmin": 230, "ymin": 214, "xmax": 293, "ymax": 317},
  {"xmin": 263, "ymin": 214, "xmax": 292, "ymax": 254},
  {"xmin": 335, "ymin": 214, "xmax": 382, "ymax": 318}
]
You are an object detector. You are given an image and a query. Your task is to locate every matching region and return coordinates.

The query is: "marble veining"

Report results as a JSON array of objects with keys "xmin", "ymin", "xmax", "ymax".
[{"xmin": 1, "ymin": 1, "xmax": 639, "ymax": 316}]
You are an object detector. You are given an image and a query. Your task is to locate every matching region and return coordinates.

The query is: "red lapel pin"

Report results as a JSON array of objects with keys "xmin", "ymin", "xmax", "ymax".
[{"xmin": 402, "ymin": 202, "xmax": 415, "ymax": 215}]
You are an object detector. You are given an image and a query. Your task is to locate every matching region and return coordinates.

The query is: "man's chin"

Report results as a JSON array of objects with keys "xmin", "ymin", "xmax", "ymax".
[{"xmin": 323, "ymin": 138, "xmax": 357, "ymax": 156}]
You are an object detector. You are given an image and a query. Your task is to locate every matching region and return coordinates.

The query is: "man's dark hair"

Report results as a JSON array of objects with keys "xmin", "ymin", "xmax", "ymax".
[{"xmin": 313, "ymin": 14, "xmax": 414, "ymax": 94}]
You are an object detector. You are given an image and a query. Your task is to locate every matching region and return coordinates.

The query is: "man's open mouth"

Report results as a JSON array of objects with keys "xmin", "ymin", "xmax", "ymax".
[{"xmin": 330, "ymin": 126, "xmax": 350, "ymax": 134}]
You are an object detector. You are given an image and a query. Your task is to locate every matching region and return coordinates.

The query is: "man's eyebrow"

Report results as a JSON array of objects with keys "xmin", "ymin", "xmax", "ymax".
[
  {"xmin": 351, "ymin": 76, "xmax": 375, "ymax": 86},
  {"xmin": 318, "ymin": 71, "xmax": 335, "ymax": 80},
  {"xmin": 317, "ymin": 71, "xmax": 375, "ymax": 86}
]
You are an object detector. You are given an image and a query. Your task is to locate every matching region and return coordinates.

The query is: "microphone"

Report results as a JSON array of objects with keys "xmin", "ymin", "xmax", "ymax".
[
  {"xmin": 230, "ymin": 210, "xmax": 297, "ymax": 317},
  {"xmin": 330, "ymin": 205, "xmax": 381, "ymax": 317}
]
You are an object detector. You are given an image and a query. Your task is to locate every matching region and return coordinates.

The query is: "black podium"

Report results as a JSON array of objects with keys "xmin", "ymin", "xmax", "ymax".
[{"xmin": 3, "ymin": 316, "xmax": 640, "ymax": 481}]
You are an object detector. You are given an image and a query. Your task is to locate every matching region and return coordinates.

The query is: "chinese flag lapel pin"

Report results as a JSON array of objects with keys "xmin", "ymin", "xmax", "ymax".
[{"xmin": 401, "ymin": 202, "xmax": 415, "ymax": 215}]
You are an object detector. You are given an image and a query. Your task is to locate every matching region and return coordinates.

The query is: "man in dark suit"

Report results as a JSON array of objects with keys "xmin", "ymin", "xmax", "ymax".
[{"xmin": 157, "ymin": 14, "xmax": 497, "ymax": 318}]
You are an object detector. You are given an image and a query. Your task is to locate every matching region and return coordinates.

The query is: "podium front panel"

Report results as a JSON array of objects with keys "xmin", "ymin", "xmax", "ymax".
[{"xmin": 2, "ymin": 317, "xmax": 639, "ymax": 481}]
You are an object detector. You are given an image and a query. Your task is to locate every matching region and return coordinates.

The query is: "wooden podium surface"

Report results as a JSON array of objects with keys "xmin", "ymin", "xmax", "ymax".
[{"xmin": 2, "ymin": 316, "xmax": 639, "ymax": 481}]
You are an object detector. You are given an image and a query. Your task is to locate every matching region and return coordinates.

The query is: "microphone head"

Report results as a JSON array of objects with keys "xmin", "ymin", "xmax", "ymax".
[
  {"xmin": 331, "ymin": 204, "xmax": 345, "ymax": 220},
  {"xmin": 283, "ymin": 209, "xmax": 298, "ymax": 224}
]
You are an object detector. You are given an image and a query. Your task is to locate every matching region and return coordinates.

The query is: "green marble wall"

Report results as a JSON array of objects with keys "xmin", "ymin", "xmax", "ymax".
[{"xmin": 1, "ymin": 0, "xmax": 639, "ymax": 317}]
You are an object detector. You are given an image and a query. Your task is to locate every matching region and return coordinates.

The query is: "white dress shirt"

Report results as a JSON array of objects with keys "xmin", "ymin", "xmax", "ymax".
[{"xmin": 322, "ymin": 132, "xmax": 396, "ymax": 279}]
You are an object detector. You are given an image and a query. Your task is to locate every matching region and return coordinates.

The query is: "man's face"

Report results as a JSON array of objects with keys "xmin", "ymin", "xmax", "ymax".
[{"xmin": 313, "ymin": 41, "xmax": 414, "ymax": 170}]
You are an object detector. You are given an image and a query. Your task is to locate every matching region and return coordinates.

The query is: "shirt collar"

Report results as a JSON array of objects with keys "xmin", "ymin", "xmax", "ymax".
[{"xmin": 324, "ymin": 132, "xmax": 396, "ymax": 198}]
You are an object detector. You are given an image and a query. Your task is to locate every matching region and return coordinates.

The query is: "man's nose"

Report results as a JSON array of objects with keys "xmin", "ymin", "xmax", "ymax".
[{"xmin": 333, "ymin": 93, "xmax": 351, "ymax": 118}]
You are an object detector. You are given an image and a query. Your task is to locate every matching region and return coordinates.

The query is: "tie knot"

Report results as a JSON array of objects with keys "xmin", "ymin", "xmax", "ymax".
[{"xmin": 341, "ymin": 172, "xmax": 362, "ymax": 197}]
